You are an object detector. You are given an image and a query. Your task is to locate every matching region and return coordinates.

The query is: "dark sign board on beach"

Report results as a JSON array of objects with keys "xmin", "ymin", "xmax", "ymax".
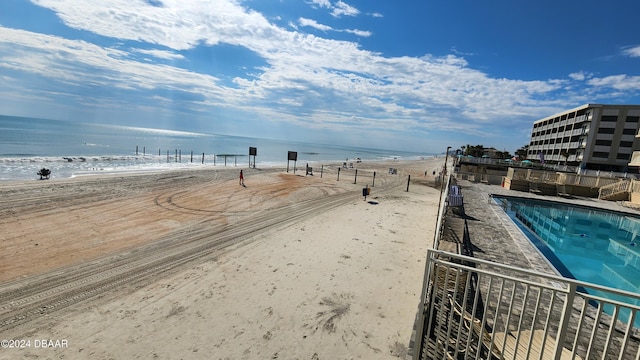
[
  {"xmin": 249, "ymin": 147, "xmax": 257, "ymax": 156},
  {"xmin": 288, "ymin": 151, "xmax": 298, "ymax": 161}
]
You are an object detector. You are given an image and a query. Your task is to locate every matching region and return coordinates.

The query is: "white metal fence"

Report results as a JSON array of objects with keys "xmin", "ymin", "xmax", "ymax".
[{"xmin": 414, "ymin": 249, "xmax": 640, "ymax": 359}]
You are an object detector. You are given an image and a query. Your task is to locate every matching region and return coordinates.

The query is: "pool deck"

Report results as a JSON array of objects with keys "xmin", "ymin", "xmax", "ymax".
[
  {"xmin": 409, "ymin": 179, "xmax": 640, "ymax": 359},
  {"xmin": 461, "ymin": 179, "xmax": 640, "ymax": 273}
]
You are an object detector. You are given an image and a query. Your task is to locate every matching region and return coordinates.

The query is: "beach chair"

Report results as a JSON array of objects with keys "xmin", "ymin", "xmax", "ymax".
[
  {"xmin": 450, "ymin": 297, "xmax": 583, "ymax": 360},
  {"xmin": 529, "ymin": 182, "xmax": 542, "ymax": 195},
  {"xmin": 448, "ymin": 185, "xmax": 464, "ymax": 207}
]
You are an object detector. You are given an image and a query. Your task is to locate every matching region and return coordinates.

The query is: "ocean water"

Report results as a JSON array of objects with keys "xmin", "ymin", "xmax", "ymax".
[{"xmin": 0, "ymin": 115, "xmax": 430, "ymax": 181}]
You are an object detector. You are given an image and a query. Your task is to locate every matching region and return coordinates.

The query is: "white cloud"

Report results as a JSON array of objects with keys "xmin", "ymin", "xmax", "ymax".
[
  {"xmin": 298, "ymin": 17, "xmax": 332, "ymax": 32},
  {"xmin": 588, "ymin": 75, "xmax": 640, "ymax": 91},
  {"xmin": 622, "ymin": 45, "xmax": 640, "ymax": 58},
  {"xmin": 568, "ymin": 71, "xmax": 592, "ymax": 81},
  {"xmin": 306, "ymin": 0, "xmax": 361, "ymax": 19},
  {"xmin": 331, "ymin": 1, "xmax": 359, "ymax": 17},
  {"xmin": 307, "ymin": 0, "xmax": 332, "ymax": 9},
  {"xmin": 344, "ymin": 29, "xmax": 371, "ymax": 37},
  {"xmin": 0, "ymin": 27, "xmax": 225, "ymax": 97},
  {"xmin": 133, "ymin": 48, "xmax": 184, "ymax": 60},
  {"xmin": 298, "ymin": 17, "xmax": 370, "ymax": 37}
]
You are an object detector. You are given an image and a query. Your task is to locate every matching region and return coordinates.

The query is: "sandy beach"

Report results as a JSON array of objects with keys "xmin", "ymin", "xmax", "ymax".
[{"xmin": 0, "ymin": 158, "xmax": 444, "ymax": 359}]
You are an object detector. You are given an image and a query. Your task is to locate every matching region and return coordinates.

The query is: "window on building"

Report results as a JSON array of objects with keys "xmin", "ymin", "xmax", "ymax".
[
  {"xmin": 623, "ymin": 128, "xmax": 636, "ymax": 135},
  {"xmin": 597, "ymin": 127, "xmax": 615, "ymax": 134},
  {"xmin": 601, "ymin": 115, "xmax": 618, "ymax": 122},
  {"xmin": 620, "ymin": 141, "xmax": 633, "ymax": 148},
  {"xmin": 595, "ymin": 139, "xmax": 612, "ymax": 146},
  {"xmin": 592, "ymin": 152, "xmax": 609, "ymax": 158},
  {"xmin": 617, "ymin": 153, "xmax": 630, "ymax": 160},
  {"xmin": 625, "ymin": 116, "xmax": 639, "ymax": 123}
]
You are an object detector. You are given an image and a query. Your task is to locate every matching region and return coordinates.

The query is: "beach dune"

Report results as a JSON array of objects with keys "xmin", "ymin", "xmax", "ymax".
[{"xmin": 0, "ymin": 159, "xmax": 443, "ymax": 359}]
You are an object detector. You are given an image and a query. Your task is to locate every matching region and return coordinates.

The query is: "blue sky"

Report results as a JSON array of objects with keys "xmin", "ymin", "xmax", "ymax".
[{"xmin": 1, "ymin": 0, "xmax": 639, "ymax": 154}]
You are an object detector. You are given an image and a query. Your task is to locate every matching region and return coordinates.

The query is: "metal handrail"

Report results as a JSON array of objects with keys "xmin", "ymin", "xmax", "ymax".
[{"xmin": 414, "ymin": 249, "xmax": 640, "ymax": 359}]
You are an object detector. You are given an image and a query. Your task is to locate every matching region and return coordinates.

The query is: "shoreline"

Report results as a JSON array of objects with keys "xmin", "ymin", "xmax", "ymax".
[
  {"xmin": 0, "ymin": 156, "xmax": 443, "ymax": 185},
  {"xmin": 0, "ymin": 155, "xmax": 439, "ymax": 183}
]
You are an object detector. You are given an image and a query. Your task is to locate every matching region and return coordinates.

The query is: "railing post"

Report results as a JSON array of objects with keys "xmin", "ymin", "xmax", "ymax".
[
  {"xmin": 412, "ymin": 249, "xmax": 436, "ymax": 360},
  {"xmin": 555, "ymin": 282, "xmax": 577, "ymax": 360}
]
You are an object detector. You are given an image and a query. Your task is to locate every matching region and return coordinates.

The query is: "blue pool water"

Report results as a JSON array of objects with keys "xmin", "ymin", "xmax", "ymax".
[{"xmin": 493, "ymin": 196, "xmax": 640, "ymax": 326}]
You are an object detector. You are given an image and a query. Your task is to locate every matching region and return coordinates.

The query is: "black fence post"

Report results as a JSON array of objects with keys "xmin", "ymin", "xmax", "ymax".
[{"xmin": 406, "ymin": 175, "xmax": 411, "ymax": 192}]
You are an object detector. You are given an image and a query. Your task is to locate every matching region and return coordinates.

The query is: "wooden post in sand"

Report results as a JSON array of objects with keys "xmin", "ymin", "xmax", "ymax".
[
  {"xmin": 202, "ymin": 153, "xmax": 205, "ymax": 164},
  {"xmin": 143, "ymin": 147, "xmax": 145, "ymax": 156},
  {"xmin": 190, "ymin": 151, "xmax": 193, "ymax": 163},
  {"xmin": 406, "ymin": 175, "xmax": 411, "ymax": 192},
  {"xmin": 372, "ymin": 171, "xmax": 376, "ymax": 187},
  {"xmin": 321, "ymin": 164, "xmax": 323, "ymax": 178},
  {"xmin": 354, "ymin": 169, "xmax": 358, "ymax": 184},
  {"xmin": 337, "ymin": 167, "xmax": 340, "ymax": 181}
]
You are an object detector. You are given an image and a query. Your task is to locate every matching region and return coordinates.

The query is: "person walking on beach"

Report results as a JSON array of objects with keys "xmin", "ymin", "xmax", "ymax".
[{"xmin": 239, "ymin": 170, "xmax": 244, "ymax": 186}]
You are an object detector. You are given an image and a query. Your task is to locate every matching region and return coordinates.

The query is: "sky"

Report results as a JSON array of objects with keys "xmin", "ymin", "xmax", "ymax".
[{"xmin": 1, "ymin": 0, "xmax": 640, "ymax": 154}]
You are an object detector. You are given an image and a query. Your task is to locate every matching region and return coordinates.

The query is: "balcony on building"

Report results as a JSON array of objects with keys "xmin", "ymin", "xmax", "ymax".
[{"xmin": 629, "ymin": 151, "xmax": 640, "ymax": 167}]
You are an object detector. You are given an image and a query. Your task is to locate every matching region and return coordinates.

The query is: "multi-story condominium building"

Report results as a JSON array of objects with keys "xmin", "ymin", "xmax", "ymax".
[{"xmin": 527, "ymin": 104, "xmax": 640, "ymax": 172}]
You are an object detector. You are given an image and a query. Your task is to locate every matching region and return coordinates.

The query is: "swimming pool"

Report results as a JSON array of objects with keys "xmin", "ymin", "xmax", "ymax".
[{"xmin": 493, "ymin": 196, "xmax": 640, "ymax": 324}]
